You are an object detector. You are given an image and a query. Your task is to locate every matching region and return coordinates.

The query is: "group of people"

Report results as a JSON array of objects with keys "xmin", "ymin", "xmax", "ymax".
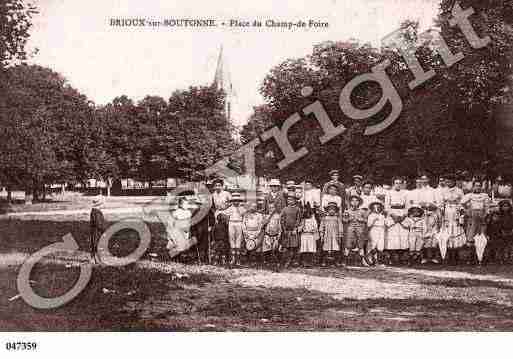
[{"xmin": 198, "ymin": 170, "xmax": 513, "ymax": 269}]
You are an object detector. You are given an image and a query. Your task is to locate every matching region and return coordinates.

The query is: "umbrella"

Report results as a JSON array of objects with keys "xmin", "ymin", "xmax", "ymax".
[
  {"xmin": 474, "ymin": 233, "xmax": 488, "ymax": 263},
  {"xmin": 436, "ymin": 228, "xmax": 450, "ymax": 260}
]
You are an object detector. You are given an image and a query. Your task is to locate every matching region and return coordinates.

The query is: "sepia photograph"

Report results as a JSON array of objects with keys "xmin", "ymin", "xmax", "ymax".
[{"xmin": 1, "ymin": 0, "xmax": 513, "ymax": 347}]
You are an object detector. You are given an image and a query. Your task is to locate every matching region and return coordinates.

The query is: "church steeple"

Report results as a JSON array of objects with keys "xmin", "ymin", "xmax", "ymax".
[{"xmin": 213, "ymin": 45, "xmax": 234, "ymax": 123}]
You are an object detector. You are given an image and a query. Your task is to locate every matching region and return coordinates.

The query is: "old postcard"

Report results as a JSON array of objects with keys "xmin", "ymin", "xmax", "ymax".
[{"xmin": 1, "ymin": 0, "xmax": 513, "ymax": 356}]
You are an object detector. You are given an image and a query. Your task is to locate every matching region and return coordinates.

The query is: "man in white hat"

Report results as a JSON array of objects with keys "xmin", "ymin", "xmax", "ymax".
[
  {"xmin": 264, "ymin": 179, "xmax": 287, "ymax": 214},
  {"xmin": 90, "ymin": 194, "xmax": 106, "ymax": 264}
]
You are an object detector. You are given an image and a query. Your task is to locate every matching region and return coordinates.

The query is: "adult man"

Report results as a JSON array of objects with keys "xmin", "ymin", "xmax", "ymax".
[
  {"xmin": 264, "ymin": 178, "xmax": 287, "ymax": 214},
  {"xmin": 322, "ymin": 170, "xmax": 346, "ymax": 211},
  {"xmin": 346, "ymin": 174, "xmax": 364, "ymax": 197}
]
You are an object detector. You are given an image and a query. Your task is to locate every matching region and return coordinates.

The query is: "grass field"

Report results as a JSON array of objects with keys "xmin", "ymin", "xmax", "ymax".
[{"xmin": 3, "ymin": 206, "xmax": 513, "ymax": 331}]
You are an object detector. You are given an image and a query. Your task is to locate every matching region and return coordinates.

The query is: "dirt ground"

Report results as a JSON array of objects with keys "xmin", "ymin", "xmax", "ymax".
[{"xmin": 3, "ymin": 212, "xmax": 513, "ymax": 331}]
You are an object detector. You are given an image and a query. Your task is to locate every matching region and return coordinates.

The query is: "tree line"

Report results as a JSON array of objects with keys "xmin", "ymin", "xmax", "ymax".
[{"xmin": 240, "ymin": 0, "xmax": 513, "ymax": 185}]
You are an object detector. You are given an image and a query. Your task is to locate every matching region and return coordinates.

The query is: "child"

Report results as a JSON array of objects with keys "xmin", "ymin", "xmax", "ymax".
[
  {"xmin": 299, "ymin": 203, "xmax": 319, "ymax": 267},
  {"xmin": 461, "ymin": 181, "xmax": 490, "ymax": 244},
  {"xmin": 260, "ymin": 202, "xmax": 281, "ymax": 266},
  {"xmin": 422, "ymin": 203, "xmax": 441, "ymax": 264},
  {"xmin": 243, "ymin": 202, "xmax": 264, "ymax": 266},
  {"xmin": 224, "ymin": 192, "xmax": 246, "ymax": 266},
  {"xmin": 342, "ymin": 195, "xmax": 368, "ymax": 266},
  {"xmin": 367, "ymin": 201, "xmax": 386, "ymax": 266},
  {"xmin": 212, "ymin": 213, "xmax": 229, "ymax": 265},
  {"xmin": 280, "ymin": 194, "xmax": 302, "ymax": 268},
  {"xmin": 319, "ymin": 201, "xmax": 344, "ymax": 267},
  {"xmin": 90, "ymin": 195, "xmax": 106, "ymax": 264},
  {"xmin": 403, "ymin": 205, "xmax": 426, "ymax": 266}
]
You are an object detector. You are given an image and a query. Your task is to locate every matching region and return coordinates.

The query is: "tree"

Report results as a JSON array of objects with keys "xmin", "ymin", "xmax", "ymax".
[
  {"xmin": 0, "ymin": 0, "xmax": 37, "ymax": 69},
  {"xmin": 241, "ymin": 0, "xmax": 513, "ymax": 184},
  {"xmin": 0, "ymin": 65, "xmax": 98, "ymax": 200}
]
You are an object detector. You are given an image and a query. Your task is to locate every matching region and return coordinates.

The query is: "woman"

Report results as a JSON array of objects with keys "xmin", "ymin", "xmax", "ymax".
[
  {"xmin": 384, "ymin": 177, "xmax": 409, "ymax": 264},
  {"xmin": 441, "ymin": 175, "xmax": 466, "ymax": 264}
]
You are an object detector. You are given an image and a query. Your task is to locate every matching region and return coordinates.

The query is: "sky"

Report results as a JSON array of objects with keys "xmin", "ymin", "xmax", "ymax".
[{"xmin": 28, "ymin": 0, "xmax": 439, "ymax": 126}]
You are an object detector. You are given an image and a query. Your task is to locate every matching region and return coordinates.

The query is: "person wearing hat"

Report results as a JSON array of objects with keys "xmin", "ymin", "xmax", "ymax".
[
  {"xmin": 367, "ymin": 201, "xmax": 386, "ymax": 266},
  {"xmin": 403, "ymin": 205, "xmax": 426, "ymax": 266},
  {"xmin": 264, "ymin": 178, "xmax": 287, "ymax": 214},
  {"xmin": 89, "ymin": 194, "xmax": 106, "ymax": 264},
  {"xmin": 224, "ymin": 192, "xmax": 246, "ymax": 266},
  {"xmin": 346, "ymin": 174, "xmax": 364, "ymax": 198},
  {"xmin": 384, "ymin": 177, "xmax": 410, "ymax": 263},
  {"xmin": 342, "ymin": 195, "xmax": 368, "ymax": 266},
  {"xmin": 441, "ymin": 174, "xmax": 466, "ymax": 264},
  {"xmin": 280, "ymin": 193, "xmax": 302, "ymax": 268},
  {"xmin": 319, "ymin": 201, "xmax": 344, "ymax": 267},
  {"xmin": 322, "ymin": 170, "xmax": 346, "ymax": 211}
]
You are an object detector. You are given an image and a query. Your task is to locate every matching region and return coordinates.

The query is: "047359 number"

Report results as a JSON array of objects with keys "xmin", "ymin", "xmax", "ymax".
[{"xmin": 5, "ymin": 342, "xmax": 37, "ymax": 351}]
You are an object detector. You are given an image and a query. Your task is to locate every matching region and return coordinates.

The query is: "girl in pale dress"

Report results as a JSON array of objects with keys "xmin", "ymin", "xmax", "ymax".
[
  {"xmin": 319, "ymin": 201, "xmax": 344, "ymax": 267},
  {"xmin": 299, "ymin": 204, "xmax": 319, "ymax": 267},
  {"xmin": 385, "ymin": 178, "xmax": 410, "ymax": 264},
  {"xmin": 367, "ymin": 201, "xmax": 386, "ymax": 266},
  {"xmin": 441, "ymin": 175, "xmax": 466, "ymax": 264}
]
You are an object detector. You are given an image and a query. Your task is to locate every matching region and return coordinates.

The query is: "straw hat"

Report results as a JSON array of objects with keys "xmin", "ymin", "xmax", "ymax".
[
  {"xmin": 269, "ymin": 179, "xmax": 281, "ymax": 187},
  {"xmin": 324, "ymin": 201, "xmax": 339, "ymax": 210},
  {"xmin": 230, "ymin": 192, "xmax": 244, "ymax": 202}
]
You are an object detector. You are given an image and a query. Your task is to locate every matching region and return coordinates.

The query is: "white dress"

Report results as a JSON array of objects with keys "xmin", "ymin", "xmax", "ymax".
[
  {"xmin": 367, "ymin": 212, "xmax": 386, "ymax": 251},
  {"xmin": 385, "ymin": 189, "xmax": 409, "ymax": 250},
  {"xmin": 300, "ymin": 217, "xmax": 319, "ymax": 253}
]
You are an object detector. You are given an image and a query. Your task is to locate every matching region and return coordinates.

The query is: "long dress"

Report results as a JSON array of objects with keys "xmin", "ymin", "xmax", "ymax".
[
  {"xmin": 300, "ymin": 217, "xmax": 319, "ymax": 253},
  {"xmin": 442, "ymin": 186, "xmax": 466, "ymax": 248},
  {"xmin": 320, "ymin": 215, "xmax": 343, "ymax": 251},
  {"xmin": 260, "ymin": 213, "xmax": 281, "ymax": 253},
  {"xmin": 367, "ymin": 212, "xmax": 386, "ymax": 251},
  {"xmin": 385, "ymin": 189, "xmax": 409, "ymax": 250}
]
